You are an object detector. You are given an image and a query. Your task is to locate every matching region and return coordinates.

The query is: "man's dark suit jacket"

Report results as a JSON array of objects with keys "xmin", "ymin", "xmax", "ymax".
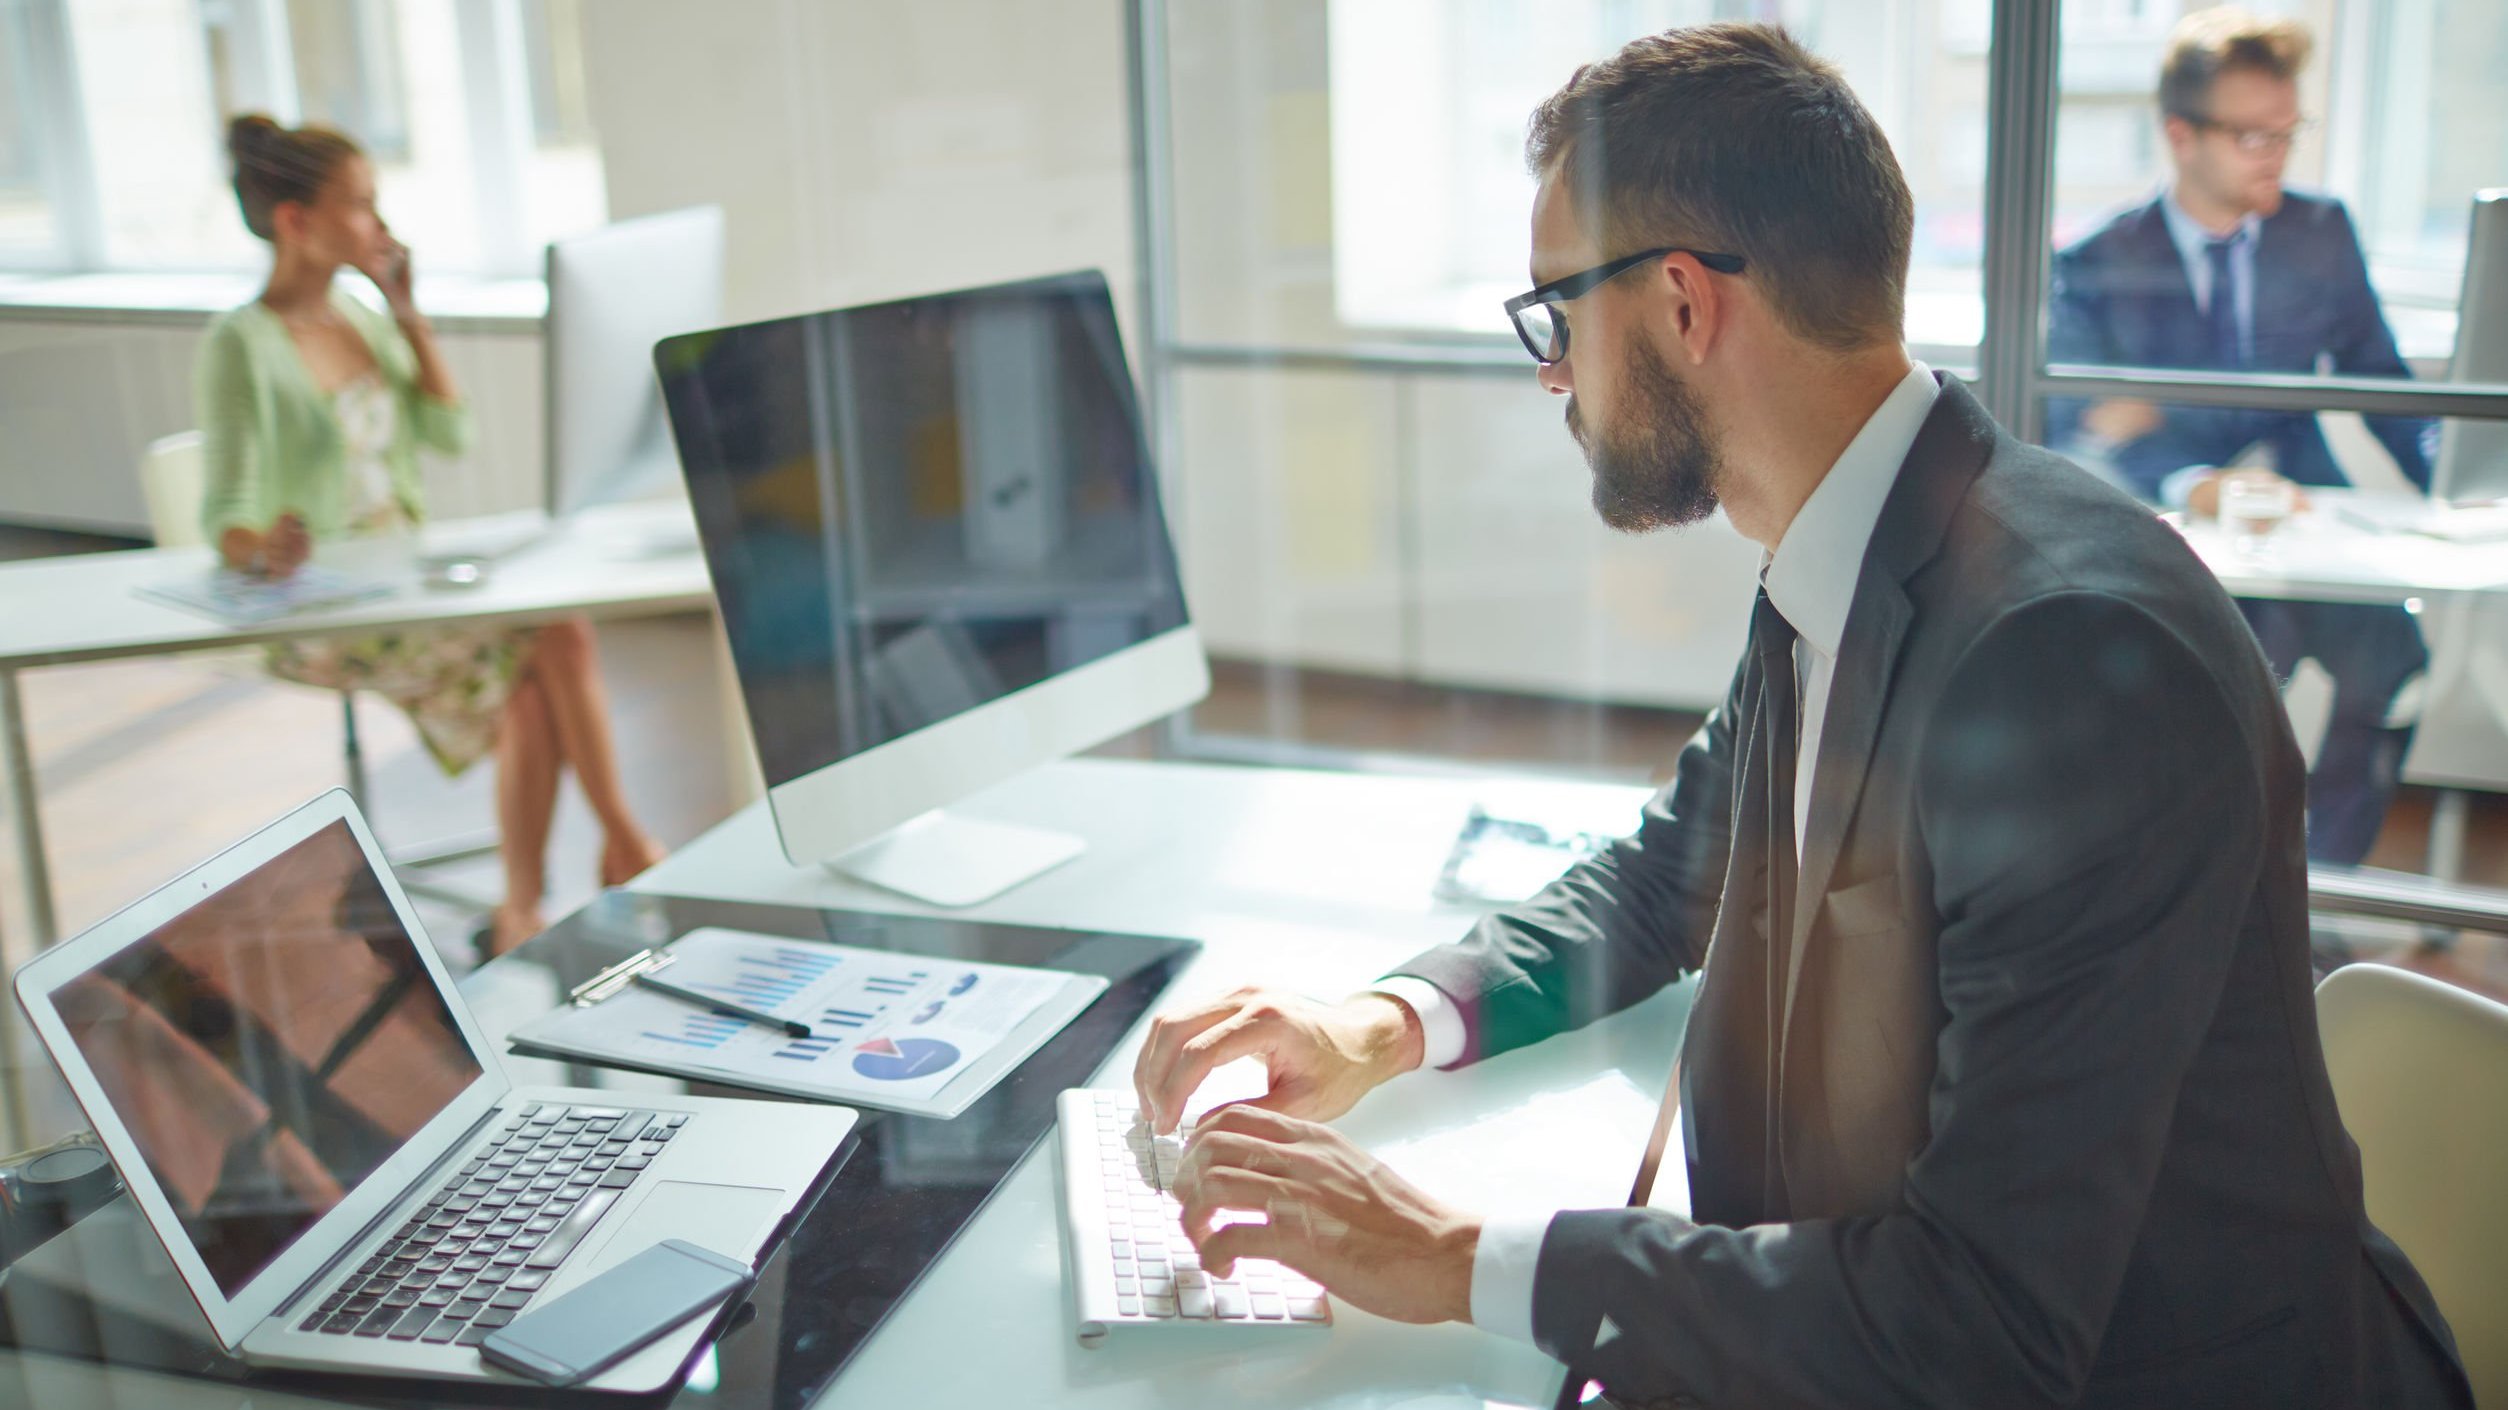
[
  {"xmin": 1391, "ymin": 379, "xmax": 2472, "ymax": 1410},
  {"xmin": 2046, "ymin": 191, "xmax": 2435, "ymax": 500}
]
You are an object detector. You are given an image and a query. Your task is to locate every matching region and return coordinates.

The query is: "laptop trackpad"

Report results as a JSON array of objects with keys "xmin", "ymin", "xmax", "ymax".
[{"xmin": 574, "ymin": 1180, "xmax": 783, "ymax": 1276}]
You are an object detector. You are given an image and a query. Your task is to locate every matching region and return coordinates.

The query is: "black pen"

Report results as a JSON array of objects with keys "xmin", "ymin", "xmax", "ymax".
[{"xmin": 632, "ymin": 973, "xmax": 815, "ymax": 1039}]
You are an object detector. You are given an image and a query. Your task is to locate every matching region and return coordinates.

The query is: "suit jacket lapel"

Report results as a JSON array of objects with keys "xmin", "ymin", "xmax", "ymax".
[{"xmin": 1777, "ymin": 377, "xmax": 1998, "ymax": 1071}]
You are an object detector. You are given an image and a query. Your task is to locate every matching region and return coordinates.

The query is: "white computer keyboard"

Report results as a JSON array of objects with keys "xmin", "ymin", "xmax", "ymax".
[{"xmin": 1056, "ymin": 1090, "xmax": 1332, "ymax": 1344}]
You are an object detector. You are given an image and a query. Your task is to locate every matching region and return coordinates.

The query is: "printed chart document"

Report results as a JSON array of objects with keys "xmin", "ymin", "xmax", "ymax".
[{"xmin": 509, "ymin": 928, "xmax": 1108, "ymax": 1117}]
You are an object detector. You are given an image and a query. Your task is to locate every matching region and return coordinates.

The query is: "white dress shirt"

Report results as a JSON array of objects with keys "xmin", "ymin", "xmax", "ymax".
[{"xmin": 1374, "ymin": 361, "xmax": 1940, "ymax": 1347}]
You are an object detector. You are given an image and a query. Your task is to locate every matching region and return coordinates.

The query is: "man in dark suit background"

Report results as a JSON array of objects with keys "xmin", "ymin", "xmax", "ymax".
[
  {"xmin": 1133, "ymin": 21, "xmax": 2472, "ymax": 1410},
  {"xmin": 2047, "ymin": 8, "xmax": 2433, "ymax": 865}
]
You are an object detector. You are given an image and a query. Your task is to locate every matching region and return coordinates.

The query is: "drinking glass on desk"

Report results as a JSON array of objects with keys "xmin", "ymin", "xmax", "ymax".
[{"xmin": 2219, "ymin": 471, "xmax": 2298, "ymax": 557}]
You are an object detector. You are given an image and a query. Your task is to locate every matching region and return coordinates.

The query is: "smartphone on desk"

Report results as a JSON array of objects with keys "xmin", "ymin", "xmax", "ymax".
[{"xmin": 481, "ymin": 1238, "xmax": 753, "ymax": 1386}]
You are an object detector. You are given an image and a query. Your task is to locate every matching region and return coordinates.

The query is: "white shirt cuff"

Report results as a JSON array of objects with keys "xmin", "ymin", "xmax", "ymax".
[
  {"xmin": 2159, "ymin": 463, "xmax": 2212, "ymax": 510},
  {"xmin": 1469, "ymin": 1212, "xmax": 1550, "ymax": 1346},
  {"xmin": 1368, "ymin": 976, "xmax": 1464, "ymax": 1070}
]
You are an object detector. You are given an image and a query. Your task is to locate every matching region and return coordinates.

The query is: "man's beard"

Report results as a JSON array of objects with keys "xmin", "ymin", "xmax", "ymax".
[{"xmin": 1566, "ymin": 336, "xmax": 1723, "ymax": 532}]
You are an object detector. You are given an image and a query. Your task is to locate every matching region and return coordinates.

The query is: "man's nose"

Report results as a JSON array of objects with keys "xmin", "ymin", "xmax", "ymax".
[{"xmin": 1535, "ymin": 357, "xmax": 1571, "ymax": 398}]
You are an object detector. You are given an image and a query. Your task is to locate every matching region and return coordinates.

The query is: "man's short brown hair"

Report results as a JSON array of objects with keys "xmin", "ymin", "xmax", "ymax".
[
  {"xmin": 2159, "ymin": 8, "xmax": 2313, "ymax": 122},
  {"xmin": 1525, "ymin": 22, "xmax": 1912, "ymax": 353}
]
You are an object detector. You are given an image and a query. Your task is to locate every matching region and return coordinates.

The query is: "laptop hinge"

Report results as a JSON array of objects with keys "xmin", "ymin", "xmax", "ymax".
[{"xmin": 271, "ymin": 1102, "xmax": 505, "ymax": 1322}]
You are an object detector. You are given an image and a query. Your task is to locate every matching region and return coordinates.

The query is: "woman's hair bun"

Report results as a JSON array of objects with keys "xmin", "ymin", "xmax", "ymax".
[
  {"xmin": 225, "ymin": 112, "xmax": 284, "ymax": 166},
  {"xmin": 224, "ymin": 113, "xmax": 361, "ymax": 242}
]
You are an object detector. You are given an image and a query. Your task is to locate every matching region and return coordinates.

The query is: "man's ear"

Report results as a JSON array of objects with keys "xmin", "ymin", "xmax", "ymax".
[
  {"xmin": 1655, "ymin": 251, "xmax": 1723, "ymax": 366},
  {"xmin": 2160, "ymin": 114, "xmax": 2199, "ymax": 167}
]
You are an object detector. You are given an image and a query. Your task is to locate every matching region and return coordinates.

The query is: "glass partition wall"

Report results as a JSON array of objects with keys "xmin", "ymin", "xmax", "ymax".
[{"xmin": 1125, "ymin": 0, "xmax": 2508, "ymax": 890}]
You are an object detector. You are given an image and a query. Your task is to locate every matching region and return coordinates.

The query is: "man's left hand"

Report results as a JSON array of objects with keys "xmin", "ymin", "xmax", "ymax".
[{"xmin": 1172, "ymin": 1105, "xmax": 1479, "ymax": 1325}]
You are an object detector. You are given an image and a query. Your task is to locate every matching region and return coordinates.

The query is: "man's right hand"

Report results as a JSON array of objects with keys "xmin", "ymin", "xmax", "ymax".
[{"xmin": 1132, "ymin": 988, "xmax": 1424, "ymax": 1135}]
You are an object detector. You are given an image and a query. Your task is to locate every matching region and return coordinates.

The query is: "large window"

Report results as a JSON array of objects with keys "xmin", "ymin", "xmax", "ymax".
[
  {"xmin": 4, "ymin": 0, "xmax": 606, "ymax": 278},
  {"xmin": 1325, "ymin": 0, "xmax": 1993, "ymax": 358}
]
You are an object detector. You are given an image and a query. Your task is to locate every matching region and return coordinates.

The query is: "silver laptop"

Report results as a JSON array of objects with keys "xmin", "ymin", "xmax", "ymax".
[{"xmin": 12, "ymin": 789, "xmax": 856, "ymax": 1392}]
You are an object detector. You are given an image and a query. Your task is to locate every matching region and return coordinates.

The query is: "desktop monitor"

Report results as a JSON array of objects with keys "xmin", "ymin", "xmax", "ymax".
[
  {"xmin": 654, "ymin": 270, "xmax": 1208, "ymax": 906},
  {"xmin": 2434, "ymin": 188, "xmax": 2508, "ymax": 503},
  {"xmin": 545, "ymin": 205, "xmax": 726, "ymax": 516}
]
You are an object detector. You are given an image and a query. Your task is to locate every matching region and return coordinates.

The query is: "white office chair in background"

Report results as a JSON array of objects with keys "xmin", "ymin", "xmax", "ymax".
[
  {"xmin": 137, "ymin": 432, "xmax": 497, "ymax": 920},
  {"xmin": 2316, "ymin": 962, "xmax": 2508, "ymax": 1406}
]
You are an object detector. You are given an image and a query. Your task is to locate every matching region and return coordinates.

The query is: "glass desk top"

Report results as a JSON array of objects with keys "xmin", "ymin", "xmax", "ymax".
[{"xmin": 0, "ymin": 890, "xmax": 1197, "ymax": 1409}]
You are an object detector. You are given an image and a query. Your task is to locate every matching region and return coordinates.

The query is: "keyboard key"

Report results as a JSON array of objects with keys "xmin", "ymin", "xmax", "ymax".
[
  {"xmin": 597, "ymin": 1169, "xmax": 637, "ymax": 1189},
  {"xmin": 457, "ymin": 1324, "xmax": 493, "ymax": 1347},
  {"xmin": 1214, "ymin": 1286, "xmax": 1251, "ymax": 1319},
  {"xmin": 508, "ymin": 1269, "xmax": 550, "ymax": 1291},
  {"xmin": 322, "ymin": 1312, "xmax": 364, "ymax": 1334},
  {"xmin": 491, "ymin": 1288, "xmax": 533, "ymax": 1310},
  {"xmin": 1250, "ymin": 1294, "xmax": 1288, "ymax": 1320},
  {"xmin": 1178, "ymin": 1287, "xmax": 1215, "ymax": 1318},
  {"xmin": 355, "ymin": 1306, "xmax": 402, "ymax": 1337},
  {"xmin": 527, "ymin": 1188, "xmax": 620, "ymax": 1269},
  {"xmin": 1118, "ymin": 1295, "xmax": 1141, "ymax": 1316},
  {"xmin": 1144, "ymin": 1294, "xmax": 1178, "ymax": 1317},
  {"xmin": 421, "ymin": 1320, "xmax": 464, "ymax": 1344},
  {"xmin": 388, "ymin": 1307, "xmax": 437, "ymax": 1340},
  {"xmin": 474, "ymin": 1307, "xmax": 516, "ymax": 1329},
  {"xmin": 1287, "ymin": 1297, "xmax": 1329, "ymax": 1322}
]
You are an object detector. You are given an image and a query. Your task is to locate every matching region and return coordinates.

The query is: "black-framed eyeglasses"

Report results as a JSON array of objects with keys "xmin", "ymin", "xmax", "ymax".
[
  {"xmin": 1502, "ymin": 246, "xmax": 1747, "ymax": 365},
  {"xmin": 2172, "ymin": 111, "xmax": 2318, "ymax": 155}
]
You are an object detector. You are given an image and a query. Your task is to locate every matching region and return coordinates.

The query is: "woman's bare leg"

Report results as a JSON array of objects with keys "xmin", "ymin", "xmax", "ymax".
[
  {"xmin": 492, "ymin": 673, "xmax": 561, "ymax": 954},
  {"xmin": 526, "ymin": 617, "xmax": 666, "ymax": 885}
]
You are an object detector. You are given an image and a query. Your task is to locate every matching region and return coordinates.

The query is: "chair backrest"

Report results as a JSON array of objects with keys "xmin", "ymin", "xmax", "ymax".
[
  {"xmin": 139, "ymin": 431, "xmax": 207, "ymax": 548},
  {"xmin": 2317, "ymin": 962, "xmax": 2508, "ymax": 1406}
]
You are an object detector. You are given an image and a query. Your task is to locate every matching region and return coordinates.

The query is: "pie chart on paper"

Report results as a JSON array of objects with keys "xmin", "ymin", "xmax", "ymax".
[{"xmin": 852, "ymin": 1036, "xmax": 960, "ymax": 1081}]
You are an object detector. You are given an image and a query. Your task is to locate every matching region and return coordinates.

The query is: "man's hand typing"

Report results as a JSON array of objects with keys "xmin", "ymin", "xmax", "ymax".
[
  {"xmin": 1171, "ymin": 1105, "xmax": 1479, "ymax": 1326},
  {"xmin": 1130, "ymin": 988, "xmax": 1423, "ymax": 1136}
]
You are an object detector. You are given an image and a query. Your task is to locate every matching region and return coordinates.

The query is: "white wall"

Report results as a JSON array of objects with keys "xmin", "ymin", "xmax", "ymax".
[{"xmin": 579, "ymin": 0, "xmax": 1137, "ymax": 335}]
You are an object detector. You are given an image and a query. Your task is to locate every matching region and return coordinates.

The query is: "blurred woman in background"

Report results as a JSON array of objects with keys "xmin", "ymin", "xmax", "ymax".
[{"xmin": 199, "ymin": 114, "xmax": 664, "ymax": 955}]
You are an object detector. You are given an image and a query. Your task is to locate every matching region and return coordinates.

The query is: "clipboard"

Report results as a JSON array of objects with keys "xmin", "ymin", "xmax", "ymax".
[{"xmin": 507, "ymin": 926, "xmax": 1108, "ymax": 1119}]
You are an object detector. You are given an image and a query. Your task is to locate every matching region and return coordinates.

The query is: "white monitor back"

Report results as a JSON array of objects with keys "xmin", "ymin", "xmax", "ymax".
[
  {"xmin": 545, "ymin": 206, "xmax": 726, "ymax": 516},
  {"xmin": 2435, "ymin": 189, "xmax": 2508, "ymax": 503}
]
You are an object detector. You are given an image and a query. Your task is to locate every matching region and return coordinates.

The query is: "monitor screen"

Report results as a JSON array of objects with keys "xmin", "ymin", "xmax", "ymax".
[
  {"xmin": 658, "ymin": 271, "xmax": 1191, "ymax": 789},
  {"xmin": 54, "ymin": 820, "xmax": 482, "ymax": 1297}
]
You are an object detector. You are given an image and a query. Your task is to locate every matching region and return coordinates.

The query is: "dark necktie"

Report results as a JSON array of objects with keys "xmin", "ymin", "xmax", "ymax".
[
  {"xmin": 1624, "ymin": 589, "xmax": 1802, "ymax": 1214},
  {"xmin": 1751, "ymin": 590, "xmax": 1801, "ymax": 1211},
  {"xmin": 2205, "ymin": 234, "xmax": 2244, "ymax": 369}
]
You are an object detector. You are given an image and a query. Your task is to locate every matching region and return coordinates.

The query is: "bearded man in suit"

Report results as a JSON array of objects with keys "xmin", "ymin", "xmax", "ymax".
[{"xmin": 1136, "ymin": 21, "xmax": 2472, "ymax": 1410}]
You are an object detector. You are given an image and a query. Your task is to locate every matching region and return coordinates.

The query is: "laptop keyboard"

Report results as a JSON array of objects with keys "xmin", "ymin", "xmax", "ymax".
[{"xmin": 295, "ymin": 1103, "xmax": 687, "ymax": 1347}]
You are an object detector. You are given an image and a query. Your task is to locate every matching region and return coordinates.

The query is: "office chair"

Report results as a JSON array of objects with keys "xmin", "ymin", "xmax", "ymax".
[
  {"xmin": 137, "ymin": 432, "xmax": 499, "ymax": 919},
  {"xmin": 2316, "ymin": 962, "xmax": 2508, "ymax": 1407}
]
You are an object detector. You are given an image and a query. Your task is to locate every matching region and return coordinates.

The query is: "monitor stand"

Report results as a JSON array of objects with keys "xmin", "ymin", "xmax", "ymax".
[{"xmin": 822, "ymin": 810, "xmax": 1086, "ymax": 908}]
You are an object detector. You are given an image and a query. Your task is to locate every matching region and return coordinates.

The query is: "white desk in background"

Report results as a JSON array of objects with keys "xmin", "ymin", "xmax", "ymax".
[
  {"xmin": 2170, "ymin": 489, "xmax": 2508, "ymax": 877},
  {"xmin": 0, "ymin": 756, "xmax": 1688, "ymax": 1410},
  {"xmin": 0, "ymin": 499, "xmax": 715, "ymax": 955}
]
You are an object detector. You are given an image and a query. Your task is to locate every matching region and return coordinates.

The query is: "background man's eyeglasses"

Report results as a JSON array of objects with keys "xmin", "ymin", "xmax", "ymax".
[
  {"xmin": 2174, "ymin": 112, "xmax": 2318, "ymax": 155},
  {"xmin": 1502, "ymin": 246, "xmax": 1748, "ymax": 365}
]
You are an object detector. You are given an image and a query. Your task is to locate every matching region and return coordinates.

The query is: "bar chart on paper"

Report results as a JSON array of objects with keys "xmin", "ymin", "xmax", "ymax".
[{"xmin": 511, "ymin": 927, "xmax": 1108, "ymax": 1115}]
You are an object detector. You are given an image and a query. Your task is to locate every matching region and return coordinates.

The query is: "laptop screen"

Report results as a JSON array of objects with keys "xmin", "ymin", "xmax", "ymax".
[{"xmin": 53, "ymin": 819, "xmax": 483, "ymax": 1297}]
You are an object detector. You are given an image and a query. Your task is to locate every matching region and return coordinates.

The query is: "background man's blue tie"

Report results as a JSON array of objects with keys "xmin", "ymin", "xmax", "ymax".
[{"xmin": 2206, "ymin": 234, "xmax": 2244, "ymax": 369}]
